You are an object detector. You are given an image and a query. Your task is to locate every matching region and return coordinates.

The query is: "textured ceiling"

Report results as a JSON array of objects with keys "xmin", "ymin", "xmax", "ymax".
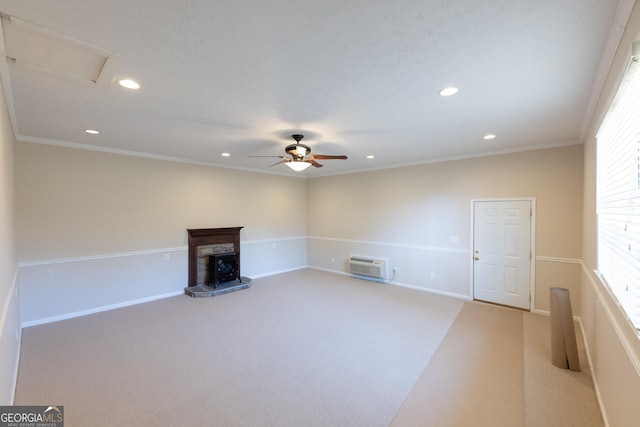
[{"xmin": 0, "ymin": 0, "xmax": 628, "ymax": 176}]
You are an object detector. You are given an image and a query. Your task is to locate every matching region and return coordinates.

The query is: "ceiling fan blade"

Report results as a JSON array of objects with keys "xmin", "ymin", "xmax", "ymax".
[
  {"xmin": 309, "ymin": 159, "xmax": 324, "ymax": 168},
  {"xmin": 311, "ymin": 154, "xmax": 348, "ymax": 160},
  {"xmin": 269, "ymin": 160, "xmax": 288, "ymax": 167},
  {"xmin": 248, "ymin": 155, "xmax": 286, "ymax": 158}
]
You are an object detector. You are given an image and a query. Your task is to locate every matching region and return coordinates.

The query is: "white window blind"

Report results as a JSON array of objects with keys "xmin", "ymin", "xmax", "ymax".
[{"xmin": 597, "ymin": 42, "xmax": 640, "ymax": 332}]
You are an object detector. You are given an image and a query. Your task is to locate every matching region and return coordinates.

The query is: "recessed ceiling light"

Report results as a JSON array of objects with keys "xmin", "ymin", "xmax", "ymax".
[
  {"xmin": 118, "ymin": 79, "xmax": 140, "ymax": 89},
  {"xmin": 439, "ymin": 87, "xmax": 458, "ymax": 96},
  {"xmin": 483, "ymin": 134, "xmax": 496, "ymax": 140},
  {"xmin": 84, "ymin": 129, "xmax": 100, "ymax": 135},
  {"xmin": 221, "ymin": 152, "xmax": 230, "ymax": 157},
  {"xmin": 366, "ymin": 155, "xmax": 375, "ymax": 159}
]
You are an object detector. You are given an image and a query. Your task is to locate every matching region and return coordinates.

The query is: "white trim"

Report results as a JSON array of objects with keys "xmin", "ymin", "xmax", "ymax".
[
  {"xmin": 469, "ymin": 198, "xmax": 537, "ymax": 311},
  {"xmin": 390, "ymin": 280, "xmax": 472, "ymax": 300},
  {"xmin": 307, "ymin": 235, "xmax": 469, "ymax": 254},
  {"xmin": 16, "ymin": 238, "xmax": 571, "ymax": 269},
  {"xmin": 2, "ymin": 269, "xmax": 20, "ymax": 405},
  {"xmin": 0, "ymin": 17, "xmax": 20, "ymax": 141},
  {"xmin": 526, "ymin": 311, "xmax": 610, "ymax": 427},
  {"xmin": 242, "ymin": 236, "xmax": 307, "ymax": 245},
  {"xmin": 11, "ymin": 327, "xmax": 21, "ymax": 405},
  {"xmin": 530, "ymin": 308, "xmax": 550, "ymax": 316},
  {"xmin": 21, "ymin": 290, "xmax": 184, "ymax": 328},
  {"xmin": 529, "ymin": 308, "xmax": 581, "ymax": 323},
  {"xmin": 16, "ymin": 135, "xmax": 303, "ymax": 179},
  {"xmin": 536, "ymin": 256, "xmax": 581, "ymax": 264},
  {"xmin": 18, "ymin": 246, "xmax": 187, "ymax": 267},
  {"xmin": 17, "ymin": 236, "xmax": 307, "ymax": 267},
  {"xmin": 247, "ymin": 265, "xmax": 308, "ymax": 279},
  {"xmin": 582, "ymin": 262, "xmax": 640, "ymax": 377},
  {"xmin": 594, "ymin": 269, "xmax": 640, "ymax": 334},
  {"xmin": 530, "ymin": 303, "xmax": 609, "ymax": 424},
  {"xmin": 576, "ymin": 316, "xmax": 609, "ymax": 427},
  {"xmin": 308, "ymin": 266, "xmax": 472, "ymax": 300},
  {"xmin": 0, "ymin": 268, "xmax": 18, "ymax": 336},
  {"xmin": 14, "ymin": 131, "xmax": 580, "ymax": 180},
  {"xmin": 580, "ymin": 0, "xmax": 636, "ymax": 141},
  {"xmin": 303, "ymin": 139, "xmax": 582, "ymax": 178}
]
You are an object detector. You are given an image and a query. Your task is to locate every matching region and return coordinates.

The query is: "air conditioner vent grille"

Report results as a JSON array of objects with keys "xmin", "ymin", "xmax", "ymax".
[
  {"xmin": 351, "ymin": 257, "xmax": 374, "ymax": 263},
  {"xmin": 348, "ymin": 255, "xmax": 387, "ymax": 279}
]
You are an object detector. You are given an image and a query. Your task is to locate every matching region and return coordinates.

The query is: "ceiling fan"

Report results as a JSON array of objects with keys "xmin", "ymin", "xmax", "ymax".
[{"xmin": 250, "ymin": 134, "xmax": 348, "ymax": 171}]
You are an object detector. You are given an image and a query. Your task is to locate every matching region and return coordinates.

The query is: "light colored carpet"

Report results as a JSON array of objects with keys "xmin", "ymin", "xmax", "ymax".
[
  {"xmin": 13, "ymin": 269, "xmax": 603, "ymax": 426},
  {"xmin": 391, "ymin": 301, "xmax": 525, "ymax": 427},
  {"xmin": 391, "ymin": 301, "xmax": 603, "ymax": 427},
  {"xmin": 14, "ymin": 269, "xmax": 464, "ymax": 426},
  {"xmin": 522, "ymin": 312, "xmax": 603, "ymax": 427}
]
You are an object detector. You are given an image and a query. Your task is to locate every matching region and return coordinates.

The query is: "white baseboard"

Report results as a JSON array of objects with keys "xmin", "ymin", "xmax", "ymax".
[
  {"xmin": 308, "ymin": 265, "xmax": 472, "ymax": 301},
  {"xmin": 576, "ymin": 316, "xmax": 609, "ymax": 427},
  {"xmin": 248, "ymin": 265, "xmax": 308, "ymax": 279},
  {"xmin": 10, "ymin": 327, "xmax": 21, "ymax": 404},
  {"xmin": 21, "ymin": 290, "xmax": 184, "ymax": 328},
  {"xmin": 390, "ymin": 280, "xmax": 472, "ymax": 300},
  {"xmin": 7, "ymin": 270, "xmax": 20, "ymax": 405}
]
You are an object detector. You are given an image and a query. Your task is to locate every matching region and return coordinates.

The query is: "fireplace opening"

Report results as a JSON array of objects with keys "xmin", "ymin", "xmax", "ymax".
[
  {"xmin": 209, "ymin": 252, "xmax": 240, "ymax": 288},
  {"xmin": 184, "ymin": 227, "xmax": 252, "ymax": 297}
]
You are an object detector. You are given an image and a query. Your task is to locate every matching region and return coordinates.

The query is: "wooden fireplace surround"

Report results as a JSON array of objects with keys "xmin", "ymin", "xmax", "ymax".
[{"xmin": 187, "ymin": 227, "xmax": 243, "ymax": 287}]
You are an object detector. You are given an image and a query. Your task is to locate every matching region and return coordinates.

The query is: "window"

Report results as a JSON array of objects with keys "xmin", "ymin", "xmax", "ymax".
[{"xmin": 597, "ymin": 42, "xmax": 640, "ymax": 332}]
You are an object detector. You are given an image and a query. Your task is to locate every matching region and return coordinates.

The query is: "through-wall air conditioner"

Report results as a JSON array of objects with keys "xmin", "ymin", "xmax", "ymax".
[{"xmin": 348, "ymin": 256, "xmax": 387, "ymax": 279}]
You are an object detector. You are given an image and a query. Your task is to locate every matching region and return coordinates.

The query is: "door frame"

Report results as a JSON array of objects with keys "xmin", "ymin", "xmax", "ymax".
[{"xmin": 469, "ymin": 197, "xmax": 536, "ymax": 311}]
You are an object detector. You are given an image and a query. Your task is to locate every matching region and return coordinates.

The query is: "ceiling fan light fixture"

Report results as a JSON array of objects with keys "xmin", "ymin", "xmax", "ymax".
[
  {"xmin": 250, "ymin": 134, "xmax": 346, "ymax": 170},
  {"xmin": 286, "ymin": 161, "xmax": 311, "ymax": 171}
]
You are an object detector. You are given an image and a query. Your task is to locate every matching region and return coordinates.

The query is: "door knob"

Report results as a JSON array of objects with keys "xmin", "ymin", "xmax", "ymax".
[{"xmin": 474, "ymin": 256, "xmax": 480, "ymax": 261}]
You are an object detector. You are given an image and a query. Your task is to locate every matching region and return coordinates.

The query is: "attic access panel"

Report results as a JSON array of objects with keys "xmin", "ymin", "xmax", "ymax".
[{"xmin": 0, "ymin": 13, "xmax": 122, "ymax": 86}]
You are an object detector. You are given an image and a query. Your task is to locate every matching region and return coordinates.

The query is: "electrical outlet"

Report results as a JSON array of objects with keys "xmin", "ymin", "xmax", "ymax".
[
  {"xmin": 331, "ymin": 257, "xmax": 335, "ymax": 263},
  {"xmin": 393, "ymin": 267, "xmax": 398, "ymax": 274},
  {"xmin": 46, "ymin": 269, "xmax": 54, "ymax": 278},
  {"xmin": 164, "ymin": 253, "xmax": 170, "ymax": 261}
]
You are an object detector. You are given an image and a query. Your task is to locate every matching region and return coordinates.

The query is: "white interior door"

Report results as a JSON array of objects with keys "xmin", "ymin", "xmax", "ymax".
[{"xmin": 473, "ymin": 200, "xmax": 532, "ymax": 310}]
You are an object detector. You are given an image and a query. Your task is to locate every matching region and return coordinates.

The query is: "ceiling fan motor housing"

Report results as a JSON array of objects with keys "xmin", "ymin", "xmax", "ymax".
[
  {"xmin": 249, "ymin": 133, "xmax": 346, "ymax": 169},
  {"xmin": 286, "ymin": 143, "xmax": 311, "ymax": 159}
]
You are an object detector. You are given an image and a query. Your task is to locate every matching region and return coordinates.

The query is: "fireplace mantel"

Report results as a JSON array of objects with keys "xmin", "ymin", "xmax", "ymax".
[{"xmin": 187, "ymin": 227, "xmax": 243, "ymax": 287}]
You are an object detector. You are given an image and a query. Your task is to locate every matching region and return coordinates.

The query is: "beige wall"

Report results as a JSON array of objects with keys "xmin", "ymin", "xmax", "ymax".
[
  {"xmin": 307, "ymin": 145, "xmax": 584, "ymax": 311},
  {"xmin": 15, "ymin": 143, "xmax": 309, "ymax": 324},
  {"xmin": 15, "ymin": 139, "xmax": 585, "ymax": 319},
  {"xmin": 580, "ymin": 2, "xmax": 640, "ymax": 425},
  {"xmin": 0, "ymin": 77, "xmax": 20, "ymax": 404},
  {"xmin": 16, "ymin": 142, "xmax": 307, "ymax": 261},
  {"xmin": 308, "ymin": 146, "xmax": 583, "ymax": 256}
]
